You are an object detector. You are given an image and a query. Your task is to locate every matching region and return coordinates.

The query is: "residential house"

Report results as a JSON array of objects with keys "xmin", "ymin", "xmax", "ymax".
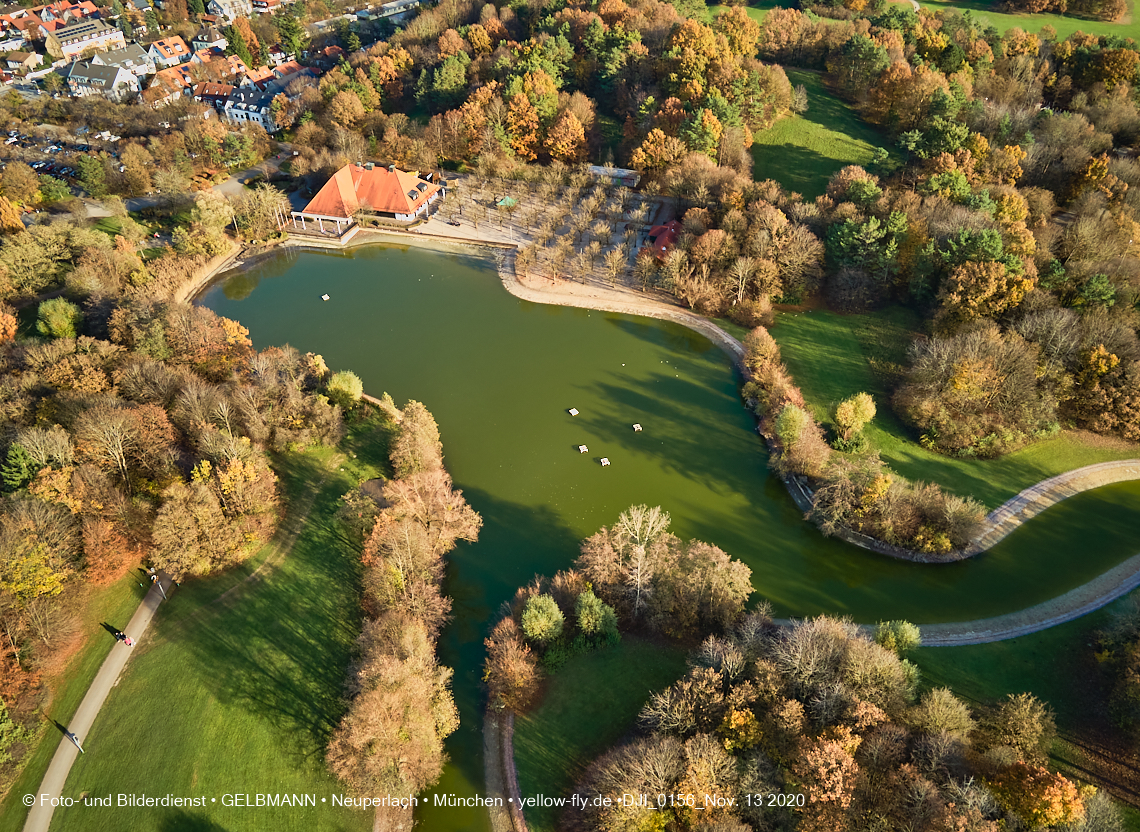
[
  {"xmin": 309, "ymin": 43, "xmax": 341, "ymax": 69},
  {"xmin": 91, "ymin": 42, "xmax": 154, "ymax": 77},
  {"xmin": 205, "ymin": 0, "xmax": 251, "ymax": 22},
  {"xmin": 251, "ymin": 0, "xmax": 278, "ymax": 13},
  {"xmin": 44, "ymin": 18, "xmax": 124, "ymax": 59},
  {"xmin": 32, "ymin": 1, "xmax": 100, "ymax": 24},
  {"xmin": 190, "ymin": 25, "xmax": 226, "ymax": 52},
  {"xmin": 191, "ymin": 79, "xmax": 232, "ymax": 111},
  {"xmin": 4, "ymin": 50, "xmax": 39, "ymax": 72},
  {"xmin": 147, "ymin": 35, "xmax": 189, "ymax": 68},
  {"xmin": 266, "ymin": 42, "xmax": 286, "ymax": 65},
  {"xmin": 0, "ymin": 32, "xmax": 25, "ymax": 52},
  {"xmin": 291, "ymin": 163, "xmax": 442, "ymax": 235},
  {"xmin": 63, "ymin": 58, "xmax": 139, "ymax": 101},
  {"xmin": 222, "ymin": 86, "xmax": 276, "ymax": 130},
  {"xmin": 143, "ymin": 46, "xmax": 244, "ymax": 106}
]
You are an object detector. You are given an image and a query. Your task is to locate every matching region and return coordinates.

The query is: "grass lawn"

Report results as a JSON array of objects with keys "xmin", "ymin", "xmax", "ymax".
[
  {"xmin": 37, "ymin": 411, "xmax": 393, "ymax": 832},
  {"xmin": 750, "ymin": 69, "xmax": 895, "ymax": 200},
  {"xmin": 771, "ymin": 307, "xmax": 1139, "ymax": 508},
  {"xmin": 708, "ymin": 0, "xmax": 779, "ymax": 23},
  {"xmin": 514, "ymin": 638, "xmax": 689, "ymax": 832},
  {"xmin": 0, "ymin": 578, "xmax": 145, "ymax": 832},
  {"xmin": 912, "ymin": 0, "xmax": 1138, "ymax": 39},
  {"xmin": 914, "ymin": 587, "xmax": 1140, "ymax": 823}
]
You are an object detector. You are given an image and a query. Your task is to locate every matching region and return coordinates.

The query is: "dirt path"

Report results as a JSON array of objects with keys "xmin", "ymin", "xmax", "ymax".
[{"xmin": 22, "ymin": 577, "xmax": 172, "ymax": 832}]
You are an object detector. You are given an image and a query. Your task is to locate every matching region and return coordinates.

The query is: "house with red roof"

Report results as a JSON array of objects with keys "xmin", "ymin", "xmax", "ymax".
[
  {"xmin": 148, "ymin": 35, "xmax": 190, "ymax": 68},
  {"xmin": 643, "ymin": 219, "xmax": 681, "ymax": 261},
  {"xmin": 289, "ymin": 163, "xmax": 443, "ymax": 236}
]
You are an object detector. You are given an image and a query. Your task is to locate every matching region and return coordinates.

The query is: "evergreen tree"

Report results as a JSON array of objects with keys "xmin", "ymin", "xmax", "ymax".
[{"xmin": 226, "ymin": 25, "xmax": 253, "ymax": 68}]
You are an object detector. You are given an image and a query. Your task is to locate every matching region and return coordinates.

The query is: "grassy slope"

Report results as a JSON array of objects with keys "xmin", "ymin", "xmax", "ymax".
[
  {"xmin": 37, "ymin": 413, "xmax": 392, "ymax": 832},
  {"xmin": 750, "ymin": 69, "xmax": 894, "ymax": 200},
  {"xmin": 771, "ymin": 307, "xmax": 1139, "ymax": 508},
  {"xmin": 914, "ymin": 587, "xmax": 1140, "ymax": 825},
  {"xmin": 0, "ymin": 579, "xmax": 144, "ymax": 832},
  {"xmin": 514, "ymin": 639, "xmax": 689, "ymax": 832}
]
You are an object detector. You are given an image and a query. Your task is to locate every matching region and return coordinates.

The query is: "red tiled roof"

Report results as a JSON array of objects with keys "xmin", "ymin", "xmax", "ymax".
[
  {"xmin": 151, "ymin": 36, "xmax": 189, "ymax": 58},
  {"xmin": 646, "ymin": 220, "xmax": 680, "ymax": 257},
  {"xmin": 302, "ymin": 164, "xmax": 441, "ymax": 219}
]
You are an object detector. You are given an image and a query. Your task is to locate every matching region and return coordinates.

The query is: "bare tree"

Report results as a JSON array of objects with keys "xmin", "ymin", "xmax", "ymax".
[{"xmin": 603, "ymin": 248, "xmax": 626, "ymax": 286}]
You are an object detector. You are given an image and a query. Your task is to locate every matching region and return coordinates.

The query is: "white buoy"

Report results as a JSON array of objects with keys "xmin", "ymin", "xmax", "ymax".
[
  {"xmin": 321, "ymin": 294, "xmax": 330, "ymax": 301},
  {"xmin": 578, "ymin": 445, "xmax": 588, "ymax": 453},
  {"xmin": 568, "ymin": 408, "xmax": 579, "ymax": 416},
  {"xmin": 633, "ymin": 424, "xmax": 642, "ymax": 432},
  {"xmin": 600, "ymin": 458, "xmax": 610, "ymax": 467}
]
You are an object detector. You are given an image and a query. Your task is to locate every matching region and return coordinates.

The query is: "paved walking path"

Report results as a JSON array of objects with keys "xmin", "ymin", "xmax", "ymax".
[{"xmin": 22, "ymin": 576, "xmax": 171, "ymax": 832}]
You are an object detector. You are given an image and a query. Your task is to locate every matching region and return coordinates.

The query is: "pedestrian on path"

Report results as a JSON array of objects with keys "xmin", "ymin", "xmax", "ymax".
[
  {"xmin": 123, "ymin": 636, "xmax": 133, "ymax": 646},
  {"xmin": 65, "ymin": 730, "xmax": 84, "ymax": 754}
]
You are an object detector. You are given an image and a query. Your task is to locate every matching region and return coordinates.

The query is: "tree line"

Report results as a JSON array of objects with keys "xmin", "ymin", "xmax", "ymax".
[{"xmin": 327, "ymin": 399, "xmax": 482, "ymax": 797}]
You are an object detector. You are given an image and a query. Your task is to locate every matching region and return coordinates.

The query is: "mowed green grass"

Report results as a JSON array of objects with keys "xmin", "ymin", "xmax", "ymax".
[
  {"xmin": 912, "ymin": 0, "xmax": 1138, "ymax": 40},
  {"xmin": 751, "ymin": 69, "xmax": 894, "ymax": 200},
  {"xmin": 0, "ymin": 578, "xmax": 145, "ymax": 832},
  {"xmin": 708, "ymin": 0, "xmax": 778, "ymax": 23},
  {"xmin": 914, "ymin": 587, "xmax": 1140, "ymax": 825},
  {"xmin": 514, "ymin": 639, "xmax": 689, "ymax": 832},
  {"xmin": 46, "ymin": 416, "xmax": 392, "ymax": 832},
  {"xmin": 771, "ymin": 307, "xmax": 1139, "ymax": 507}
]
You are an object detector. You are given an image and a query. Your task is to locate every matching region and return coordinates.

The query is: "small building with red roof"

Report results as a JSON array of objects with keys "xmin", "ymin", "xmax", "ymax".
[
  {"xmin": 643, "ymin": 219, "xmax": 680, "ymax": 261},
  {"xmin": 289, "ymin": 163, "xmax": 443, "ymax": 236}
]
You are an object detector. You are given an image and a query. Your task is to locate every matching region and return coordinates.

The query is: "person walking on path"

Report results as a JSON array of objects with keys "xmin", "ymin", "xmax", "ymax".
[
  {"xmin": 63, "ymin": 731, "xmax": 83, "ymax": 754},
  {"xmin": 22, "ymin": 573, "xmax": 171, "ymax": 832}
]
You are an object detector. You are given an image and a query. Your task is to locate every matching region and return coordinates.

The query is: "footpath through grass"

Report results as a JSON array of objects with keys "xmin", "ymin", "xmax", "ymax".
[
  {"xmin": 750, "ymin": 69, "xmax": 894, "ymax": 200},
  {"xmin": 44, "ymin": 413, "xmax": 392, "ymax": 832},
  {"xmin": 0, "ymin": 579, "xmax": 144, "ymax": 832},
  {"xmin": 914, "ymin": 587, "xmax": 1140, "ymax": 824},
  {"xmin": 514, "ymin": 638, "xmax": 689, "ymax": 832},
  {"xmin": 771, "ymin": 307, "xmax": 1139, "ymax": 508}
]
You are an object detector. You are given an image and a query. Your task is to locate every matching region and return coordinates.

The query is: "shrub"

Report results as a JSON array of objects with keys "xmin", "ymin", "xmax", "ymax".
[
  {"xmin": 834, "ymin": 392, "xmax": 876, "ymax": 441},
  {"xmin": 575, "ymin": 587, "xmax": 619, "ymax": 644},
  {"xmin": 326, "ymin": 370, "xmax": 364, "ymax": 409},
  {"xmin": 875, "ymin": 620, "xmax": 922, "ymax": 655},
  {"xmin": 36, "ymin": 298, "xmax": 83, "ymax": 339},
  {"xmin": 521, "ymin": 593, "xmax": 564, "ymax": 645}
]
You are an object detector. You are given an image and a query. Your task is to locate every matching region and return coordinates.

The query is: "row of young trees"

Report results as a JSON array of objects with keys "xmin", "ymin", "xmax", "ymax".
[
  {"xmin": 569, "ymin": 612, "xmax": 1118, "ymax": 832},
  {"xmin": 326, "ymin": 400, "xmax": 482, "ymax": 797},
  {"xmin": 484, "ymin": 504, "xmax": 753, "ymax": 713}
]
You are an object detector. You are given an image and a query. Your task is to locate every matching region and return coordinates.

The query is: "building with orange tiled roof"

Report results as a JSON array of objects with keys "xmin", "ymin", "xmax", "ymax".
[
  {"xmin": 289, "ymin": 163, "xmax": 444, "ymax": 236},
  {"xmin": 148, "ymin": 35, "xmax": 190, "ymax": 68}
]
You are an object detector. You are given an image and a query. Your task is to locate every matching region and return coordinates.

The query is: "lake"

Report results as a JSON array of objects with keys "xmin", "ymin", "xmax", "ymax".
[{"xmin": 199, "ymin": 242, "xmax": 1140, "ymax": 832}]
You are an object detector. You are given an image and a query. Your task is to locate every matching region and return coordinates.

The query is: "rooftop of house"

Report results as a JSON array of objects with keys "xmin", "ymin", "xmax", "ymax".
[
  {"xmin": 92, "ymin": 42, "xmax": 149, "ymax": 66},
  {"xmin": 150, "ymin": 36, "xmax": 189, "ymax": 58},
  {"xmin": 51, "ymin": 16, "xmax": 116, "ymax": 41},
  {"xmin": 301, "ymin": 164, "xmax": 441, "ymax": 219}
]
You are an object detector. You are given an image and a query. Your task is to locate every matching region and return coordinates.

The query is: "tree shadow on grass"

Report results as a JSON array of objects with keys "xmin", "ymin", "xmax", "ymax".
[
  {"xmin": 173, "ymin": 476, "xmax": 364, "ymax": 768},
  {"xmin": 157, "ymin": 810, "xmax": 231, "ymax": 832}
]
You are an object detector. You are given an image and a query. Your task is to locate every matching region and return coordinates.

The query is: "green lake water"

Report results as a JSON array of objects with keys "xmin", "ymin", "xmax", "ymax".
[{"xmin": 196, "ymin": 243, "xmax": 1140, "ymax": 832}]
